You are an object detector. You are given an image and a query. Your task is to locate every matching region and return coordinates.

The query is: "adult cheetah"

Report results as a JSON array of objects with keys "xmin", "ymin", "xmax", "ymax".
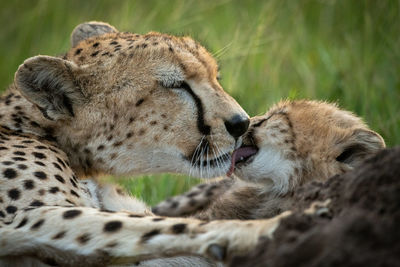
[
  {"xmin": 0, "ymin": 22, "xmax": 288, "ymax": 266},
  {"xmin": 153, "ymin": 100, "xmax": 385, "ymax": 219}
]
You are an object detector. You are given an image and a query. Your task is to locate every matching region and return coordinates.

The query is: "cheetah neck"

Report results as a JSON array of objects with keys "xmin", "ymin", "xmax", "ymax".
[
  {"xmin": 0, "ymin": 87, "xmax": 94, "ymax": 176},
  {"xmin": 0, "ymin": 87, "xmax": 57, "ymax": 139}
]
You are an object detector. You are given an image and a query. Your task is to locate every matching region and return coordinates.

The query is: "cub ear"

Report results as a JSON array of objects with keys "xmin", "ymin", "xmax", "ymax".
[
  {"xmin": 336, "ymin": 128, "xmax": 385, "ymax": 167},
  {"xmin": 15, "ymin": 55, "xmax": 85, "ymax": 121},
  {"xmin": 71, "ymin": 21, "xmax": 118, "ymax": 47}
]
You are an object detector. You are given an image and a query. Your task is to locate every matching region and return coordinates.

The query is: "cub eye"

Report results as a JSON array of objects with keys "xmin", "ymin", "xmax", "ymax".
[{"xmin": 336, "ymin": 145, "xmax": 365, "ymax": 163}]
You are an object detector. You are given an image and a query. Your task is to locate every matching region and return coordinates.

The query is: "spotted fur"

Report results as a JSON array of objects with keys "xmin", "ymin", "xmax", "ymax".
[
  {"xmin": 0, "ymin": 22, "xmax": 283, "ymax": 266},
  {"xmin": 153, "ymin": 100, "xmax": 385, "ymax": 220}
]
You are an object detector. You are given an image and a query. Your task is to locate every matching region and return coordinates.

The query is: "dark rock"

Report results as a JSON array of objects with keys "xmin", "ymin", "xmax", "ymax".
[{"xmin": 229, "ymin": 147, "xmax": 400, "ymax": 267}]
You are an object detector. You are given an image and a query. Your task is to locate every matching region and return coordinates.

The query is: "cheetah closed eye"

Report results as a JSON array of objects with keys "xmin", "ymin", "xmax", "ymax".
[
  {"xmin": 0, "ymin": 21, "xmax": 288, "ymax": 266},
  {"xmin": 153, "ymin": 100, "xmax": 385, "ymax": 220}
]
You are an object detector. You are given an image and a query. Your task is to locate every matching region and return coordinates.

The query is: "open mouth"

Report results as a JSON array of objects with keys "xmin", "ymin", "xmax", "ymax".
[{"xmin": 227, "ymin": 145, "xmax": 258, "ymax": 176}]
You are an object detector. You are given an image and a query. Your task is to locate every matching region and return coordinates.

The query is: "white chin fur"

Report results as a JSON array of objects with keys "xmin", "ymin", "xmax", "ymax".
[{"xmin": 236, "ymin": 148, "xmax": 295, "ymax": 195}]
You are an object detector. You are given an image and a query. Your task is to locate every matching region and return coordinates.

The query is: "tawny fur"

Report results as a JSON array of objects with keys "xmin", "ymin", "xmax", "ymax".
[
  {"xmin": 0, "ymin": 21, "xmax": 285, "ymax": 267},
  {"xmin": 153, "ymin": 100, "xmax": 385, "ymax": 220}
]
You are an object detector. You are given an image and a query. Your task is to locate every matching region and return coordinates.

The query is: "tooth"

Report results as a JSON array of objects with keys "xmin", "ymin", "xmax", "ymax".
[{"xmin": 240, "ymin": 157, "xmax": 244, "ymax": 160}]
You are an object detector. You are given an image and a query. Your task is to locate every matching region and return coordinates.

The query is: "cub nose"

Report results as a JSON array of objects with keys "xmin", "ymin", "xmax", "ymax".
[{"xmin": 224, "ymin": 114, "xmax": 250, "ymax": 138}]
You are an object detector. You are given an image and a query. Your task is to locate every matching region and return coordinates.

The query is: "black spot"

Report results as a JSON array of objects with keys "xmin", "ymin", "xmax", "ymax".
[
  {"xmin": 113, "ymin": 141, "xmax": 122, "ymax": 147},
  {"xmin": 30, "ymin": 200, "xmax": 44, "ymax": 207},
  {"xmin": 75, "ymin": 48, "xmax": 82, "ymax": 55},
  {"xmin": 70, "ymin": 178, "xmax": 78, "ymax": 188},
  {"xmin": 23, "ymin": 180, "xmax": 35, "ymax": 190},
  {"xmin": 92, "ymin": 42, "xmax": 100, "ymax": 47},
  {"xmin": 110, "ymin": 41, "xmax": 119, "ymax": 45},
  {"xmin": 17, "ymin": 164, "xmax": 28, "ymax": 170},
  {"xmin": 0, "ymin": 211, "xmax": 4, "ymax": 217},
  {"xmin": 77, "ymin": 233, "xmax": 91, "ymax": 244},
  {"xmin": 31, "ymin": 219, "xmax": 45, "ymax": 230},
  {"xmin": 105, "ymin": 242, "xmax": 119, "ymax": 248},
  {"xmin": 91, "ymin": 51, "xmax": 100, "ymax": 57},
  {"xmin": 53, "ymin": 162, "xmax": 62, "ymax": 171},
  {"xmin": 70, "ymin": 190, "xmax": 80, "ymax": 198},
  {"xmin": 97, "ymin": 145, "xmax": 105, "ymax": 151},
  {"xmin": 35, "ymin": 145, "xmax": 47, "ymax": 149},
  {"xmin": 34, "ymin": 171, "xmax": 47, "ymax": 180},
  {"xmin": 30, "ymin": 121, "xmax": 40, "ymax": 128},
  {"xmin": 152, "ymin": 217, "xmax": 164, "ymax": 222},
  {"xmin": 57, "ymin": 157, "xmax": 67, "ymax": 168},
  {"xmin": 15, "ymin": 217, "xmax": 28, "ymax": 228},
  {"xmin": 63, "ymin": 209, "xmax": 82, "ymax": 219},
  {"xmin": 6, "ymin": 205, "xmax": 17, "ymax": 214},
  {"xmin": 3, "ymin": 168, "xmax": 17, "ymax": 179},
  {"xmin": 170, "ymin": 201, "xmax": 179, "ymax": 209},
  {"xmin": 104, "ymin": 221, "xmax": 123, "ymax": 232},
  {"xmin": 128, "ymin": 214, "xmax": 144, "ymax": 218},
  {"xmin": 8, "ymin": 188, "xmax": 20, "ymax": 200},
  {"xmin": 21, "ymin": 140, "xmax": 34, "ymax": 144},
  {"xmin": 13, "ymin": 151, "xmax": 25, "ymax": 156},
  {"xmin": 12, "ymin": 157, "xmax": 26, "ymax": 161},
  {"xmin": 49, "ymin": 187, "xmax": 59, "ymax": 194},
  {"xmin": 52, "ymin": 231, "xmax": 66, "ymax": 239},
  {"xmin": 54, "ymin": 174, "xmax": 65, "ymax": 183},
  {"xmin": 171, "ymin": 223, "xmax": 187, "ymax": 234},
  {"xmin": 32, "ymin": 152, "xmax": 46, "ymax": 159},
  {"xmin": 135, "ymin": 98, "xmax": 145, "ymax": 106},
  {"xmin": 141, "ymin": 229, "xmax": 160, "ymax": 242},
  {"xmin": 34, "ymin": 161, "xmax": 45, "ymax": 167},
  {"xmin": 2, "ymin": 161, "xmax": 13, "ymax": 166},
  {"xmin": 186, "ymin": 191, "xmax": 199, "ymax": 198}
]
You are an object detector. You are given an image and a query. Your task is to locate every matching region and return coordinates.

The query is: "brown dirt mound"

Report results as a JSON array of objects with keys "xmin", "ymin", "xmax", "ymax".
[{"xmin": 230, "ymin": 147, "xmax": 400, "ymax": 267}]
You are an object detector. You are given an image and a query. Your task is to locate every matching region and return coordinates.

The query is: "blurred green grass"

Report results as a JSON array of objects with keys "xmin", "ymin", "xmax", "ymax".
[{"xmin": 1, "ymin": 0, "xmax": 399, "ymax": 205}]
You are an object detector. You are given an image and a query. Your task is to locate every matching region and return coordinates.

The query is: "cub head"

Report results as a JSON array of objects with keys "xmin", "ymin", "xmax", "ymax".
[
  {"xmin": 232, "ymin": 100, "xmax": 385, "ymax": 194},
  {"xmin": 14, "ymin": 22, "xmax": 249, "ymax": 177}
]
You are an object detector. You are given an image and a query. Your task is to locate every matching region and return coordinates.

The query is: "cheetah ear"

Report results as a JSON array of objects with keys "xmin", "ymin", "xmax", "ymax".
[
  {"xmin": 336, "ymin": 128, "xmax": 385, "ymax": 167},
  {"xmin": 15, "ymin": 55, "xmax": 85, "ymax": 121},
  {"xmin": 71, "ymin": 21, "xmax": 118, "ymax": 47}
]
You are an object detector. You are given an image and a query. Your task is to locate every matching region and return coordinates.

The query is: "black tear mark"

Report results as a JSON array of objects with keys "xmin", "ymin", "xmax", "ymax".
[{"xmin": 179, "ymin": 82, "xmax": 211, "ymax": 135}]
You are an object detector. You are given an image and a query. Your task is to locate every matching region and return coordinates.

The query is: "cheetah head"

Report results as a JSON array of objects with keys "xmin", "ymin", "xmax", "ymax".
[
  {"xmin": 231, "ymin": 100, "xmax": 385, "ymax": 194},
  {"xmin": 14, "ymin": 22, "xmax": 249, "ymax": 178}
]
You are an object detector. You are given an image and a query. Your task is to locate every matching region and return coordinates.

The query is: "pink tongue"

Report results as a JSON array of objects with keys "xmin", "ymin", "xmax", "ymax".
[{"xmin": 227, "ymin": 146, "xmax": 258, "ymax": 177}]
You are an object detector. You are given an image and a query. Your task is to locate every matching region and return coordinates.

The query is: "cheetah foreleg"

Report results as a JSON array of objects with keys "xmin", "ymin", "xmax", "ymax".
[
  {"xmin": 152, "ymin": 178, "xmax": 234, "ymax": 217},
  {"xmin": 0, "ymin": 206, "xmax": 290, "ymax": 266}
]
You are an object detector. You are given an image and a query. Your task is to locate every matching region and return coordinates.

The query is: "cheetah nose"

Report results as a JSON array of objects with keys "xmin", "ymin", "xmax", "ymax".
[{"xmin": 224, "ymin": 114, "xmax": 250, "ymax": 138}]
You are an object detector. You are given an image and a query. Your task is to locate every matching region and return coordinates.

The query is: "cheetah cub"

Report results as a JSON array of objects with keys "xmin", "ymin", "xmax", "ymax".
[{"xmin": 153, "ymin": 100, "xmax": 385, "ymax": 219}]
